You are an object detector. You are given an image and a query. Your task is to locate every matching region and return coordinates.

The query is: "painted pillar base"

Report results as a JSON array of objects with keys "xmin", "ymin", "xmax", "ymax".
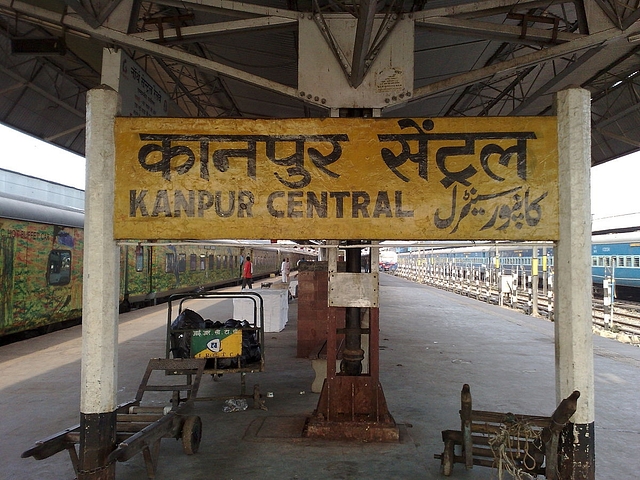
[
  {"xmin": 304, "ymin": 377, "xmax": 399, "ymax": 442},
  {"xmin": 559, "ymin": 422, "xmax": 595, "ymax": 480},
  {"xmin": 78, "ymin": 411, "xmax": 117, "ymax": 480}
]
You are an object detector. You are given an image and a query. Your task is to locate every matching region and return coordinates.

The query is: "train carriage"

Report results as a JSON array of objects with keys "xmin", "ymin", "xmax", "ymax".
[
  {"xmin": 121, "ymin": 241, "xmax": 288, "ymax": 305},
  {"xmin": 397, "ymin": 232, "xmax": 640, "ymax": 299},
  {"xmin": 1, "ymin": 193, "xmax": 314, "ymax": 340},
  {"xmin": 592, "ymin": 232, "xmax": 640, "ymax": 294},
  {"xmin": 1, "ymin": 196, "xmax": 84, "ymax": 337}
]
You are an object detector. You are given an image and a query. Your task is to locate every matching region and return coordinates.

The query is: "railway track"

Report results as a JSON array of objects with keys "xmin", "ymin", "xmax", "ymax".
[
  {"xmin": 592, "ymin": 299, "xmax": 640, "ymax": 336},
  {"xmin": 394, "ymin": 269, "xmax": 640, "ymax": 343}
]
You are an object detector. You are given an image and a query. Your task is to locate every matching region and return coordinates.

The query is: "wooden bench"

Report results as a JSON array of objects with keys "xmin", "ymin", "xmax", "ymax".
[
  {"xmin": 22, "ymin": 358, "xmax": 206, "ymax": 479},
  {"xmin": 435, "ymin": 384, "xmax": 580, "ymax": 479}
]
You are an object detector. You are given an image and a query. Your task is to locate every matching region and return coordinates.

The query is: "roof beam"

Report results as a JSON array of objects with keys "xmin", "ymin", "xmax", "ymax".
[
  {"xmin": 134, "ymin": 16, "xmax": 296, "ymax": 42},
  {"xmin": 595, "ymin": 96, "xmax": 640, "ymax": 130},
  {"xmin": 411, "ymin": 23, "xmax": 638, "ymax": 102},
  {"xmin": 311, "ymin": 2, "xmax": 353, "ymax": 84},
  {"xmin": 63, "ymin": 0, "xmax": 101, "ymax": 28},
  {"xmin": 597, "ymin": 128, "xmax": 640, "ymax": 148},
  {"xmin": 44, "ymin": 122, "xmax": 86, "ymax": 141},
  {"xmin": 350, "ymin": 0, "xmax": 377, "ymax": 88},
  {"xmin": 509, "ymin": 46, "xmax": 603, "ymax": 115},
  {"xmin": 0, "ymin": 80, "xmax": 27, "ymax": 95},
  {"xmin": 592, "ymin": 0, "xmax": 623, "ymax": 29},
  {"xmin": 150, "ymin": 0, "xmax": 299, "ymax": 19},
  {"xmin": 412, "ymin": 0, "xmax": 571, "ymax": 21},
  {"xmin": 63, "ymin": 0, "xmax": 127, "ymax": 29},
  {"xmin": 622, "ymin": 7, "xmax": 640, "ymax": 30},
  {"xmin": 415, "ymin": 17, "xmax": 583, "ymax": 46},
  {"xmin": 0, "ymin": 63, "xmax": 85, "ymax": 118},
  {"xmin": 476, "ymin": 65, "xmax": 536, "ymax": 116},
  {"xmin": 4, "ymin": 0, "xmax": 300, "ymax": 101}
]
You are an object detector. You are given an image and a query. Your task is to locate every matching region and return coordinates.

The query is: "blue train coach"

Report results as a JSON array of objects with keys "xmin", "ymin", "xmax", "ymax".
[{"xmin": 592, "ymin": 232, "xmax": 640, "ymax": 293}]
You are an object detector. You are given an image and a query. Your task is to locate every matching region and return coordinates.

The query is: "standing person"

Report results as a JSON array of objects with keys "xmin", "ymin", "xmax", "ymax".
[
  {"xmin": 241, "ymin": 256, "xmax": 253, "ymax": 290},
  {"xmin": 281, "ymin": 257, "xmax": 291, "ymax": 283}
]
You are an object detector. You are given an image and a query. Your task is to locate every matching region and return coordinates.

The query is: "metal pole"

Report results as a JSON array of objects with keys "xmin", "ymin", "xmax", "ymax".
[
  {"xmin": 341, "ymin": 244, "xmax": 365, "ymax": 376},
  {"xmin": 532, "ymin": 247, "xmax": 539, "ymax": 316},
  {"xmin": 603, "ymin": 277, "xmax": 613, "ymax": 329},
  {"xmin": 542, "ymin": 247, "xmax": 549, "ymax": 296}
]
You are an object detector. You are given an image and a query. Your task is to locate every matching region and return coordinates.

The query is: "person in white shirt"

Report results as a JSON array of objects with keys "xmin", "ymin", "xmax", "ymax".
[{"xmin": 281, "ymin": 257, "xmax": 291, "ymax": 283}]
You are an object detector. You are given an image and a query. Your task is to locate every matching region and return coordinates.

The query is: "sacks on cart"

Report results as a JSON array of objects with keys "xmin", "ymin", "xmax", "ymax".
[
  {"xmin": 170, "ymin": 311, "xmax": 261, "ymax": 367},
  {"xmin": 169, "ymin": 309, "xmax": 206, "ymax": 359}
]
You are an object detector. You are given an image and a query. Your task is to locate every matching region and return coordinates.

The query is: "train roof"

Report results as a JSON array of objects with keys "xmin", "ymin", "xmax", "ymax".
[
  {"xmin": 591, "ymin": 231, "xmax": 640, "ymax": 245},
  {"xmin": 0, "ymin": 193, "xmax": 84, "ymax": 228},
  {"xmin": 396, "ymin": 233, "xmax": 640, "ymax": 254}
]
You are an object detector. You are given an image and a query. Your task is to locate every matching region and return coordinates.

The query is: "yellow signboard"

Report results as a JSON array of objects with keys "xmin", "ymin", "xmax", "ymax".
[{"xmin": 114, "ymin": 117, "xmax": 558, "ymax": 240}]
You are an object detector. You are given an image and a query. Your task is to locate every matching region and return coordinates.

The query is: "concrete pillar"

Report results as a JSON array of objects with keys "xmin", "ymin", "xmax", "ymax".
[
  {"xmin": 555, "ymin": 87, "xmax": 595, "ymax": 479},
  {"xmin": 79, "ymin": 85, "xmax": 120, "ymax": 480}
]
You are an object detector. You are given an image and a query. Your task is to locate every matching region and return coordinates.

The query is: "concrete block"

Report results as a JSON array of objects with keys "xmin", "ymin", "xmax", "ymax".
[{"xmin": 311, "ymin": 359, "xmax": 341, "ymax": 393}]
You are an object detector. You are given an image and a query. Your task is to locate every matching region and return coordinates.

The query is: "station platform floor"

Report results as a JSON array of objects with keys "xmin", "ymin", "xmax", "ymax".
[{"xmin": 2, "ymin": 273, "xmax": 640, "ymax": 480}]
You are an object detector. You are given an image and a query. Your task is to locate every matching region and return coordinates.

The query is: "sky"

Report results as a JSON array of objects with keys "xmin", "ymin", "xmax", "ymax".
[
  {"xmin": 0, "ymin": 123, "xmax": 638, "ymax": 230},
  {"xmin": 0, "ymin": 124, "xmax": 86, "ymax": 190}
]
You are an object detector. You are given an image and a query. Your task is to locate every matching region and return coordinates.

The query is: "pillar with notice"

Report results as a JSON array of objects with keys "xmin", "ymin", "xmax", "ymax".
[{"xmin": 304, "ymin": 242, "xmax": 399, "ymax": 442}]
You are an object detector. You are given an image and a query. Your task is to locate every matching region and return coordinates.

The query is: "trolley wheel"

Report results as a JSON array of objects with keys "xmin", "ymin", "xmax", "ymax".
[{"xmin": 181, "ymin": 415, "xmax": 202, "ymax": 455}]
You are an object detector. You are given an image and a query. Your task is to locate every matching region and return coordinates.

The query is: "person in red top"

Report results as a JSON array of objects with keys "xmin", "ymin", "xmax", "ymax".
[{"xmin": 241, "ymin": 256, "xmax": 253, "ymax": 290}]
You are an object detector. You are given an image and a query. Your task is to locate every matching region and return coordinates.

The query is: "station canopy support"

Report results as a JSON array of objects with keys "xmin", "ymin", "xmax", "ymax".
[{"xmin": 304, "ymin": 241, "xmax": 399, "ymax": 442}]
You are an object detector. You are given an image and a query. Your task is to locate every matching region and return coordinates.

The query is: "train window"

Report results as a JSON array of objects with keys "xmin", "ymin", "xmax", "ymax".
[
  {"xmin": 223, "ymin": 255, "xmax": 228, "ymax": 269},
  {"xmin": 47, "ymin": 250, "xmax": 71, "ymax": 286},
  {"xmin": 208, "ymin": 254, "xmax": 214, "ymax": 270},
  {"xmin": 626, "ymin": 256, "xmax": 632, "ymax": 267},
  {"xmin": 135, "ymin": 245, "xmax": 144, "ymax": 272},
  {"xmin": 635, "ymin": 257, "xmax": 640, "ymax": 268},
  {"xmin": 200, "ymin": 255, "xmax": 206, "ymax": 270},
  {"xmin": 592, "ymin": 257, "xmax": 597, "ymax": 266},
  {"xmin": 165, "ymin": 253, "xmax": 175, "ymax": 273},
  {"xmin": 597, "ymin": 257, "xmax": 603, "ymax": 266},
  {"xmin": 604, "ymin": 257, "xmax": 611, "ymax": 267},
  {"xmin": 618, "ymin": 257, "xmax": 625, "ymax": 267},
  {"xmin": 216, "ymin": 255, "xmax": 221, "ymax": 269},
  {"xmin": 178, "ymin": 254, "xmax": 186, "ymax": 272},
  {"xmin": 190, "ymin": 254, "xmax": 197, "ymax": 270}
]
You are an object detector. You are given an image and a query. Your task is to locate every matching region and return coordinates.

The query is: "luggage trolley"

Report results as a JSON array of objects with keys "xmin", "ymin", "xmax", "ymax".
[
  {"xmin": 22, "ymin": 358, "xmax": 206, "ymax": 479},
  {"xmin": 166, "ymin": 292, "xmax": 265, "ymax": 405}
]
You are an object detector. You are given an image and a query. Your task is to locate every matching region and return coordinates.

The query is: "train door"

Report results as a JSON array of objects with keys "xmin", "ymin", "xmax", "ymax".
[{"xmin": 0, "ymin": 234, "xmax": 15, "ymax": 328}]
